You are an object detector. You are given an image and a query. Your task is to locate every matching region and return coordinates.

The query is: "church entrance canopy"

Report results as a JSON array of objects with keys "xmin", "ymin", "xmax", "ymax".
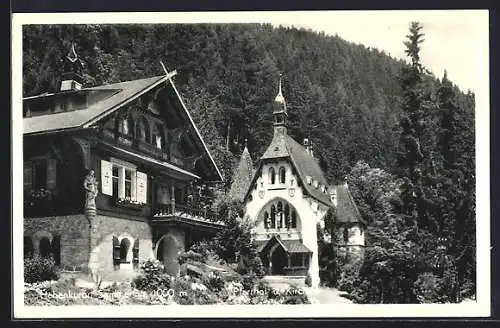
[{"xmin": 255, "ymin": 235, "xmax": 311, "ymax": 276}]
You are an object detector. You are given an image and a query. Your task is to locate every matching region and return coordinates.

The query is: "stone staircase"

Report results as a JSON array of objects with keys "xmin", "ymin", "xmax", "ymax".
[{"xmin": 263, "ymin": 275, "xmax": 306, "ymax": 288}]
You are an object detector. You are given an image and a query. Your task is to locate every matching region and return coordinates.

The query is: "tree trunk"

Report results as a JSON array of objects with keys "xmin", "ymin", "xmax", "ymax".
[{"xmin": 226, "ymin": 119, "xmax": 231, "ymax": 151}]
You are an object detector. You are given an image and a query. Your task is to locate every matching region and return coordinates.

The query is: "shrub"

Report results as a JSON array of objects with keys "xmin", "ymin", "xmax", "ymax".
[
  {"xmin": 241, "ymin": 273, "xmax": 261, "ymax": 291},
  {"xmin": 178, "ymin": 250, "xmax": 205, "ymax": 265},
  {"xmin": 413, "ymin": 272, "xmax": 442, "ymax": 303},
  {"xmin": 336, "ymin": 263, "xmax": 360, "ymax": 293},
  {"xmin": 24, "ymin": 256, "xmax": 60, "ymax": 283},
  {"xmin": 131, "ymin": 259, "xmax": 173, "ymax": 292},
  {"xmin": 202, "ymin": 271, "xmax": 225, "ymax": 292}
]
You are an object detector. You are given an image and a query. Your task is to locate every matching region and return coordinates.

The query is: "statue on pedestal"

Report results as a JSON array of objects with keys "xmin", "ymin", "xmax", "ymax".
[{"xmin": 84, "ymin": 169, "xmax": 98, "ymax": 215}]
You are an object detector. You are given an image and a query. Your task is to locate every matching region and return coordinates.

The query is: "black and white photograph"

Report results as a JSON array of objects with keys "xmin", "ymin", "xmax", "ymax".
[{"xmin": 12, "ymin": 10, "xmax": 490, "ymax": 318}]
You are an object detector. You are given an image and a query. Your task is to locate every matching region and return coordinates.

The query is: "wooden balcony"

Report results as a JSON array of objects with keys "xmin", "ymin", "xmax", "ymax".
[{"xmin": 152, "ymin": 203, "xmax": 224, "ymax": 231}]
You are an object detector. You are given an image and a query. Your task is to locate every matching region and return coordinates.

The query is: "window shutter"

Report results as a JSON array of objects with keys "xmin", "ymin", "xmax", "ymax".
[
  {"xmin": 132, "ymin": 238, "xmax": 140, "ymax": 269},
  {"xmin": 112, "ymin": 236, "xmax": 120, "ymax": 269},
  {"xmin": 46, "ymin": 158, "xmax": 57, "ymax": 192},
  {"xmin": 24, "ymin": 161, "xmax": 32, "ymax": 190},
  {"xmin": 136, "ymin": 172, "xmax": 147, "ymax": 204},
  {"xmin": 51, "ymin": 235, "xmax": 61, "ymax": 266},
  {"xmin": 101, "ymin": 160, "xmax": 113, "ymax": 196}
]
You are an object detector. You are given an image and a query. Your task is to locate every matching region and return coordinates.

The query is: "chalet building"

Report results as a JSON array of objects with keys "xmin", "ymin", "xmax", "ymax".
[
  {"xmin": 230, "ymin": 77, "xmax": 366, "ymax": 287},
  {"xmin": 23, "ymin": 69, "xmax": 224, "ymax": 278}
]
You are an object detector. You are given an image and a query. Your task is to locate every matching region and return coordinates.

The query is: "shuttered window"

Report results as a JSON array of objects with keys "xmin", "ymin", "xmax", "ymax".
[
  {"xmin": 101, "ymin": 159, "xmax": 147, "ymax": 203},
  {"xmin": 112, "ymin": 236, "xmax": 121, "ymax": 270},
  {"xmin": 25, "ymin": 158, "xmax": 57, "ymax": 193}
]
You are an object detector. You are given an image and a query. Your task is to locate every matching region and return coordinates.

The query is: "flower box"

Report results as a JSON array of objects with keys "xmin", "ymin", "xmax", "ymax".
[{"xmin": 114, "ymin": 197, "xmax": 147, "ymax": 210}]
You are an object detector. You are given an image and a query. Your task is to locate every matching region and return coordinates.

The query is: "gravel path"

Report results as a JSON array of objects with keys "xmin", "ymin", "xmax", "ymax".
[{"xmin": 302, "ymin": 287, "xmax": 353, "ymax": 304}]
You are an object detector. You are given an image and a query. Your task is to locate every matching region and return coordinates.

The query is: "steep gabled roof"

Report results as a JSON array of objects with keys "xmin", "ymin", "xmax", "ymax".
[
  {"xmin": 332, "ymin": 184, "xmax": 365, "ymax": 225},
  {"xmin": 228, "ymin": 146, "xmax": 254, "ymax": 202},
  {"xmin": 24, "ymin": 76, "xmax": 168, "ymax": 135},
  {"xmin": 247, "ymin": 132, "xmax": 332, "ymax": 207},
  {"xmin": 23, "ymin": 74, "xmax": 223, "ymax": 182}
]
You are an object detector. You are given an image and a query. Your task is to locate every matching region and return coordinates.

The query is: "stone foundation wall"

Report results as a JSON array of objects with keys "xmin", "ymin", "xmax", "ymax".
[
  {"xmin": 24, "ymin": 214, "xmax": 91, "ymax": 271},
  {"xmin": 88, "ymin": 215, "xmax": 154, "ymax": 279}
]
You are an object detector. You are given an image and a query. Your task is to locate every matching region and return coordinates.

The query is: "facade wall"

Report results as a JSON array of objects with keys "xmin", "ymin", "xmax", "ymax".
[
  {"xmin": 24, "ymin": 214, "xmax": 91, "ymax": 270},
  {"xmin": 245, "ymin": 160, "xmax": 329, "ymax": 287},
  {"xmin": 88, "ymin": 215, "xmax": 154, "ymax": 278},
  {"xmin": 348, "ymin": 224, "xmax": 365, "ymax": 246}
]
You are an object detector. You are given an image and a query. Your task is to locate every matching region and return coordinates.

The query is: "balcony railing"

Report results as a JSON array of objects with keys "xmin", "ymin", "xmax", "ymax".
[{"xmin": 154, "ymin": 203, "xmax": 218, "ymax": 222}]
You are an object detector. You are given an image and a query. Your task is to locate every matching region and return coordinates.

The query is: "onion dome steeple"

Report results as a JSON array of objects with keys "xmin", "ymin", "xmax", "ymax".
[{"xmin": 272, "ymin": 73, "xmax": 288, "ymax": 136}]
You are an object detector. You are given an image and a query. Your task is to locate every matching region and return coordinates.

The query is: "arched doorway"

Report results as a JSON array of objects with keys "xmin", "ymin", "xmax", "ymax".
[
  {"xmin": 156, "ymin": 235, "xmax": 180, "ymax": 276},
  {"xmin": 271, "ymin": 245, "xmax": 288, "ymax": 275}
]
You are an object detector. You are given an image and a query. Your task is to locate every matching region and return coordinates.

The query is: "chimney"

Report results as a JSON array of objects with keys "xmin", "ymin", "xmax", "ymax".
[
  {"xmin": 60, "ymin": 42, "xmax": 84, "ymax": 91},
  {"xmin": 60, "ymin": 72, "xmax": 83, "ymax": 91}
]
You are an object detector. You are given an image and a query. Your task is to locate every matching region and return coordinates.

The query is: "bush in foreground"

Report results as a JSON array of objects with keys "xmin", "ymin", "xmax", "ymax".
[
  {"xmin": 131, "ymin": 259, "xmax": 173, "ymax": 292},
  {"xmin": 24, "ymin": 257, "xmax": 60, "ymax": 283}
]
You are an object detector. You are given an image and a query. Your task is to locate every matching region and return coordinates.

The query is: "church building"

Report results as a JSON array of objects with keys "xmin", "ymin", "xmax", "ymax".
[{"xmin": 230, "ymin": 77, "xmax": 366, "ymax": 288}]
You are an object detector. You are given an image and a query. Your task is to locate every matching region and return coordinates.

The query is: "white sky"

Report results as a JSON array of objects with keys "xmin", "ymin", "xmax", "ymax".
[{"xmin": 270, "ymin": 10, "xmax": 488, "ymax": 93}]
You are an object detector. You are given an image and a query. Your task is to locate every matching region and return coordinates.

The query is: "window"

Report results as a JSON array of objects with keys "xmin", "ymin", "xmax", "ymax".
[
  {"xmin": 284, "ymin": 204, "xmax": 290, "ymax": 228},
  {"xmin": 152, "ymin": 124, "xmax": 164, "ymax": 149},
  {"xmin": 137, "ymin": 117, "xmax": 150, "ymax": 143},
  {"xmin": 279, "ymin": 167, "xmax": 286, "ymax": 184},
  {"xmin": 32, "ymin": 160, "xmax": 47, "ymax": 190},
  {"xmin": 269, "ymin": 167, "xmax": 276, "ymax": 184},
  {"xmin": 39, "ymin": 237, "xmax": 51, "ymax": 258},
  {"xmin": 112, "ymin": 166, "xmax": 119, "ymax": 197},
  {"xmin": 101, "ymin": 159, "xmax": 148, "ymax": 204},
  {"xmin": 263, "ymin": 200, "xmax": 298, "ymax": 230},
  {"xmin": 270, "ymin": 205, "xmax": 276, "ymax": 229},
  {"xmin": 125, "ymin": 169, "xmax": 133, "ymax": 199},
  {"xmin": 120, "ymin": 238, "xmax": 131, "ymax": 263},
  {"xmin": 277, "ymin": 202, "xmax": 283, "ymax": 229},
  {"xmin": 343, "ymin": 227, "xmax": 349, "ymax": 244},
  {"xmin": 264, "ymin": 212, "xmax": 270, "ymax": 229},
  {"xmin": 118, "ymin": 115, "xmax": 134, "ymax": 136}
]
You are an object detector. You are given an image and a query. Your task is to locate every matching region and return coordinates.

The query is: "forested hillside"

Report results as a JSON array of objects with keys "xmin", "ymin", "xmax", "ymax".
[{"xmin": 22, "ymin": 24, "xmax": 474, "ymax": 186}]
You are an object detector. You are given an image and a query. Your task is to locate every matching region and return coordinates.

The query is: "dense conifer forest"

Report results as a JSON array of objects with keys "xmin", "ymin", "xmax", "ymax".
[{"xmin": 22, "ymin": 23, "xmax": 476, "ymax": 303}]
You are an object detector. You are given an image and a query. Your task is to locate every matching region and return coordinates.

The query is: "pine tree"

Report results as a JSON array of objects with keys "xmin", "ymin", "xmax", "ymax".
[{"xmin": 435, "ymin": 71, "xmax": 476, "ymax": 301}]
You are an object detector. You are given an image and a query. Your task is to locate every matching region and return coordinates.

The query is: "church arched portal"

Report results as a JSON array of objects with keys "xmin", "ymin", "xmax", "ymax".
[{"xmin": 270, "ymin": 244, "xmax": 288, "ymax": 275}]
